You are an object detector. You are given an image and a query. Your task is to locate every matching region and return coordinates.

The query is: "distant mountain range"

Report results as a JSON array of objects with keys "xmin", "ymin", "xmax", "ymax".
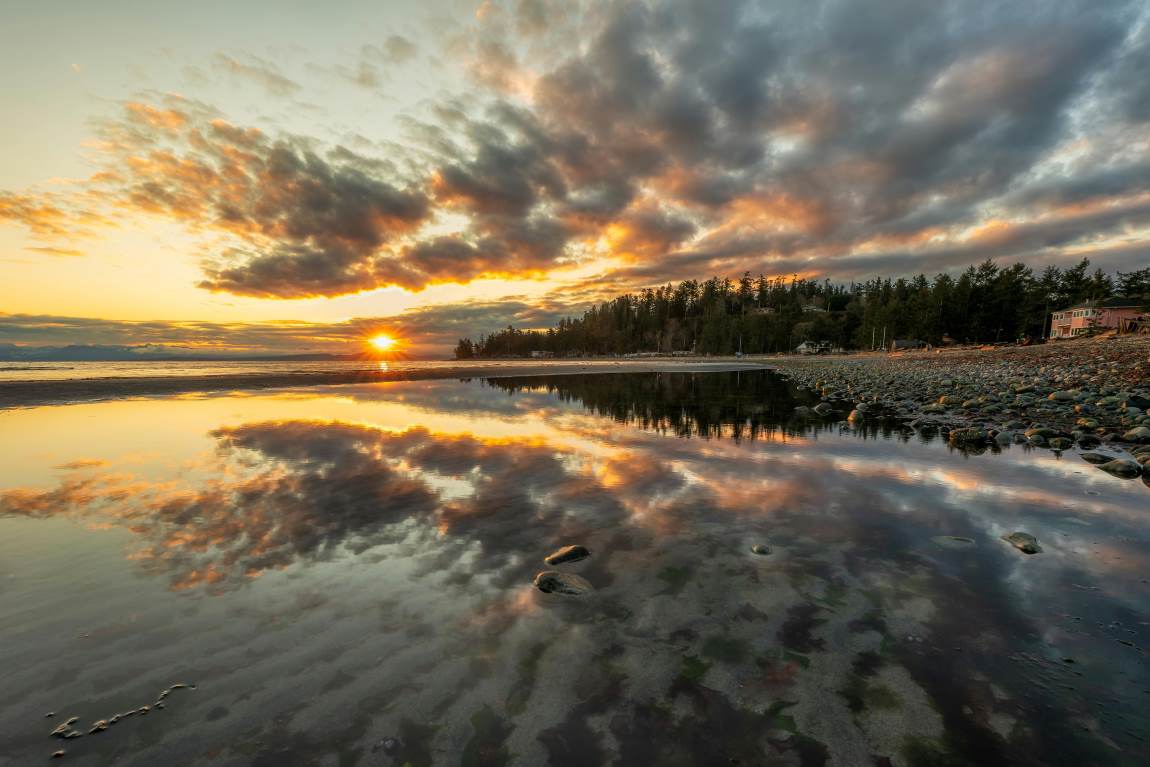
[{"xmin": 0, "ymin": 344, "xmax": 420, "ymax": 362}]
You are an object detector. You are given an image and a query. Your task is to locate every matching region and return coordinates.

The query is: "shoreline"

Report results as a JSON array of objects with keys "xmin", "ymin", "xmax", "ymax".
[
  {"xmin": 0, "ymin": 359, "xmax": 771, "ymax": 410},
  {"xmin": 767, "ymin": 335, "xmax": 1150, "ymax": 479}
]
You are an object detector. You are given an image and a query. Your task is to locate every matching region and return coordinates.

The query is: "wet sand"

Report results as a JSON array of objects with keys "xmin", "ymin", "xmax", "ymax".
[{"xmin": 0, "ymin": 359, "xmax": 768, "ymax": 410}]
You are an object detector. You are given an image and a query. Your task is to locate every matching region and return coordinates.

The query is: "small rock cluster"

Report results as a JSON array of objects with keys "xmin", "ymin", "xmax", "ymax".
[
  {"xmin": 774, "ymin": 336, "xmax": 1150, "ymax": 485},
  {"xmin": 46, "ymin": 683, "xmax": 195, "ymax": 758}
]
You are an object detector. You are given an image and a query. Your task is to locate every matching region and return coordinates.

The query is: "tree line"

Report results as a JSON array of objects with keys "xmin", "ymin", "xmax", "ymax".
[{"xmin": 454, "ymin": 260, "xmax": 1150, "ymax": 358}]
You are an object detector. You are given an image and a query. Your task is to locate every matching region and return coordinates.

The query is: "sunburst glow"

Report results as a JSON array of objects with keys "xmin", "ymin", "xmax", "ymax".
[{"xmin": 369, "ymin": 334, "xmax": 397, "ymax": 352}]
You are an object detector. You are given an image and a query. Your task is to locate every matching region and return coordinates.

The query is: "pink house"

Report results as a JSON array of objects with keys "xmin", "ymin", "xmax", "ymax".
[{"xmin": 1049, "ymin": 298, "xmax": 1145, "ymax": 339}]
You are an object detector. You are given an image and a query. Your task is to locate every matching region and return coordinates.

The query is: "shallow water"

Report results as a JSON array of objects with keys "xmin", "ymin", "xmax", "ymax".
[{"xmin": 0, "ymin": 371, "xmax": 1148, "ymax": 766}]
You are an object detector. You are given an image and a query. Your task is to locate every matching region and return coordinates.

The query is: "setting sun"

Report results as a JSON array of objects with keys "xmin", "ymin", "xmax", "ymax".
[{"xmin": 368, "ymin": 334, "xmax": 398, "ymax": 352}]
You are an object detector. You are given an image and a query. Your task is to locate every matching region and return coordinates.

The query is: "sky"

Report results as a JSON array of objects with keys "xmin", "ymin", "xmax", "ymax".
[{"xmin": 2, "ymin": 0, "xmax": 1149, "ymax": 357}]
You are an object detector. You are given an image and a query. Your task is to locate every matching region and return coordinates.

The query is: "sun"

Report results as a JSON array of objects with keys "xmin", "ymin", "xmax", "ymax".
[{"xmin": 368, "ymin": 333, "xmax": 398, "ymax": 352}]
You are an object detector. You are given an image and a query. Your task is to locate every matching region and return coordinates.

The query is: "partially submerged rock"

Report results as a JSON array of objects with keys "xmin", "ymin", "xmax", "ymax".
[
  {"xmin": 932, "ymin": 535, "xmax": 976, "ymax": 549},
  {"xmin": 533, "ymin": 570, "xmax": 593, "ymax": 595},
  {"xmin": 1098, "ymin": 459, "xmax": 1143, "ymax": 479},
  {"xmin": 1001, "ymin": 532, "xmax": 1042, "ymax": 555},
  {"xmin": 544, "ymin": 545, "xmax": 590, "ymax": 566},
  {"xmin": 750, "ymin": 543, "xmax": 771, "ymax": 555},
  {"xmin": 1080, "ymin": 452, "xmax": 1113, "ymax": 465}
]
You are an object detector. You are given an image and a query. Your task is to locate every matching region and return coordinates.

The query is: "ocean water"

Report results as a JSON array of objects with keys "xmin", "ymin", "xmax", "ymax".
[
  {"xmin": 0, "ymin": 371, "xmax": 1148, "ymax": 766},
  {"xmin": 0, "ymin": 359, "xmax": 611, "ymax": 383}
]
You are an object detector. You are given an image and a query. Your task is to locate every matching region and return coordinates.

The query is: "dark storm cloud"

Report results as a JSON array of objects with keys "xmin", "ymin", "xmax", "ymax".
[{"xmin": 2, "ymin": 0, "xmax": 1149, "ymax": 300}]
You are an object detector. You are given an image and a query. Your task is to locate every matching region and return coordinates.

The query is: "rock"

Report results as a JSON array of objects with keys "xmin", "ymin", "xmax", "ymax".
[
  {"xmin": 1080, "ymin": 452, "xmax": 1113, "ymax": 465},
  {"xmin": 1123, "ymin": 426, "xmax": 1150, "ymax": 443},
  {"xmin": 1025, "ymin": 427, "xmax": 1058, "ymax": 438},
  {"xmin": 373, "ymin": 737, "xmax": 402, "ymax": 754},
  {"xmin": 1098, "ymin": 459, "xmax": 1143, "ymax": 479},
  {"xmin": 1123, "ymin": 394, "xmax": 1150, "ymax": 410},
  {"xmin": 544, "ymin": 545, "xmax": 590, "ymax": 565},
  {"xmin": 793, "ymin": 405, "xmax": 815, "ymax": 417},
  {"xmin": 1028, "ymin": 435, "xmax": 1048, "ymax": 448},
  {"xmin": 750, "ymin": 543, "xmax": 771, "ymax": 555},
  {"xmin": 1049, "ymin": 391, "xmax": 1075, "ymax": 402},
  {"xmin": 949, "ymin": 427, "xmax": 987, "ymax": 444},
  {"xmin": 52, "ymin": 752, "xmax": 66, "ymax": 759},
  {"xmin": 1001, "ymin": 532, "xmax": 1042, "ymax": 555},
  {"xmin": 1077, "ymin": 435, "xmax": 1101, "ymax": 449},
  {"xmin": 1049, "ymin": 437, "xmax": 1073, "ymax": 450},
  {"xmin": 89, "ymin": 720, "xmax": 108, "ymax": 735},
  {"xmin": 847, "ymin": 409, "xmax": 863, "ymax": 421},
  {"xmin": 932, "ymin": 535, "xmax": 976, "ymax": 549},
  {"xmin": 533, "ymin": 570, "xmax": 593, "ymax": 595},
  {"xmin": 813, "ymin": 402, "xmax": 833, "ymax": 416}
]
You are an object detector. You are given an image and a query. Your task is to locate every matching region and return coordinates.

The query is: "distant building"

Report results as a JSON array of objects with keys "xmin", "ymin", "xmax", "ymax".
[
  {"xmin": 529, "ymin": 350, "xmax": 554, "ymax": 358},
  {"xmin": 889, "ymin": 339, "xmax": 926, "ymax": 352},
  {"xmin": 795, "ymin": 340, "xmax": 832, "ymax": 354},
  {"xmin": 750, "ymin": 306, "xmax": 776, "ymax": 315},
  {"xmin": 1049, "ymin": 298, "xmax": 1145, "ymax": 339},
  {"xmin": 800, "ymin": 304, "xmax": 827, "ymax": 314}
]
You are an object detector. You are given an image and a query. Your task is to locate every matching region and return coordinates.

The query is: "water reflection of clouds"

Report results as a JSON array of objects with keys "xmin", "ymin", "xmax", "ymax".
[
  {"xmin": 2, "ymin": 381, "xmax": 1147, "ymax": 601},
  {"xmin": 2, "ymin": 374, "xmax": 1149, "ymax": 763}
]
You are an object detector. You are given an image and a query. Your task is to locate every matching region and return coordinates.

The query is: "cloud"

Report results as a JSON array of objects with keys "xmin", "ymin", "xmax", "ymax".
[
  {"xmin": 327, "ymin": 37, "xmax": 418, "ymax": 89},
  {"xmin": 2, "ymin": 0, "xmax": 1150, "ymax": 300},
  {"xmin": 25, "ymin": 246, "xmax": 83, "ymax": 257},
  {"xmin": 382, "ymin": 34, "xmax": 418, "ymax": 64},
  {"xmin": 212, "ymin": 53, "xmax": 302, "ymax": 97},
  {"xmin": 0, "ymin": 297, "xmax": 579, "ymax": 357}
]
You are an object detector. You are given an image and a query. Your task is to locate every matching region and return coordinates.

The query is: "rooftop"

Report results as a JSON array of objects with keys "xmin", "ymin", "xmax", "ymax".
[{"xmin": 1057, "ymin": 297, "xmax": 1145, "ymax": 311}]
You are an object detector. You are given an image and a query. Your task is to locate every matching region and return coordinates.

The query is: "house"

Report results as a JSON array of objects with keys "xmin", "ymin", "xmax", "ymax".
[
  {"xmin": 796, "ymin": 340, "xmax": 832, "ymax": 354},
  {"xmin": 889, "ymin": 339, "xmax": 926, "ymax": 352},
  {"xmin": 529, "ymin": 350, "xmax": 554, "ymax": 358},
  {"xmin": 1049, "ymin": 298, "xmax": 1145, "ymax": 339},
  {"xmin": 800, "ymin": 304, "xmax": 827, "ymax": 314}
]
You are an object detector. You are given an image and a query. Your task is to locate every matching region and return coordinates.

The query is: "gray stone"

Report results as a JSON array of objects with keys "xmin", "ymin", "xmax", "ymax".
[
  {"xmin": 1098, "ymin": 459, "xmax": 1143, "ymax": 479},
  {"xmin": 1123, "ymin": 426, "xmax": 1150, "ymax": 443},
  {"xmin": 533, "ymin": 571, "xmax": 593, "ymax": 596},
  {"xmin": 1001, "ymin": 532, "xmax": 1042, "ymax": 555}
]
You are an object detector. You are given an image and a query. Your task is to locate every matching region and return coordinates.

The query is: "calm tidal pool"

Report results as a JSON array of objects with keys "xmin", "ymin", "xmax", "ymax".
[{"xmin": 1, "ymin": 371, "xmax": 1148, "ymax": 766}]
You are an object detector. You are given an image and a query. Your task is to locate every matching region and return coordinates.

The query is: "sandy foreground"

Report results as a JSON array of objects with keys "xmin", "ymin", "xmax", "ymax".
[{"xmin": 0, "ymin": 359, "xmax": 771, "ymax": 410}]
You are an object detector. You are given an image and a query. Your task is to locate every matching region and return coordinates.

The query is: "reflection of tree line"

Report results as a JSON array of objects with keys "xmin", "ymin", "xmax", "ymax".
[
  {"xmin": 484, "ymin": 371, "xmax": 1002, "ymax": 449},
  {"xmin": 485, "ymin": 371, "xmax": 829, "ymax": 442}
]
